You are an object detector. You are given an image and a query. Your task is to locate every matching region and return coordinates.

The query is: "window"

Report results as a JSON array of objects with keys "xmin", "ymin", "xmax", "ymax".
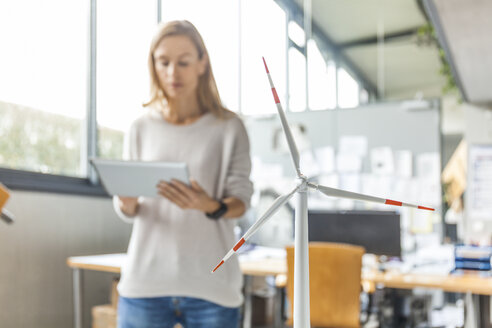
[
  {"xmin": 161, "ymin": 0, "xmax": 240, "ymax": 112},
  {"xmin": 240, "ymin": 0, "xmax": 287, "ymax": 116},
  {"xmin": 288, "ymin": 21, "xmax": 305, "ymax": 48},
  {"xmin": 0, "ymin": 0, "xmax": 88, "ymax": 177},
  {"xmin": 360, "ymin": 88, "xmax": 369, "ymax": 105},
  {"xmin": 97, "ymin": 0, "xmax": 157, "ymax": 160},
  {"xmin": 307, "ymin": 40, "xmax": 336, "ymax": 110},
  {"xmin": 0, "ymin": 0, "xmax": 372, "ymax": 195},
  {"xmin": 288, "ymin": 47, "xmax": 307, "ymax": 112},
  {"xmin": 337, "ymin": 67, "xmax": 360, "ymax": 108}
]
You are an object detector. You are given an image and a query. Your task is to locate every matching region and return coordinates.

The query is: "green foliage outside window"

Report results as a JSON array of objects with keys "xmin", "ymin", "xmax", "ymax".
[{"xmin": 0, "ymin": 101, "xmax": 124, "ymax": 176}]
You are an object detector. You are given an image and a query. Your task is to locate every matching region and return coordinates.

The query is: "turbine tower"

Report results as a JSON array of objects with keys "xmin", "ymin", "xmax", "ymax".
[{"xmin": 212, "ymin": 57, "xmax": 434, "ymax": 328}]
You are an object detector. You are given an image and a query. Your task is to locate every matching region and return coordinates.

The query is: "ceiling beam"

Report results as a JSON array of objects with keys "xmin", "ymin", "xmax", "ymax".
[{"xmin": 340, "ymin": 28, "xmax": 419, "ymax": 49}]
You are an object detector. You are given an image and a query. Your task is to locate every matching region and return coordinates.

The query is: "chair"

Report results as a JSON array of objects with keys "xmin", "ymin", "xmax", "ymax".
[{"xmin": 285, "ymin": 242, "xmax": 365, "ymax": 328}]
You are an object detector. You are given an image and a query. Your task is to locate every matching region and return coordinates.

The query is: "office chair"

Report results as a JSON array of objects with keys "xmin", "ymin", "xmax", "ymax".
[{"xmin": 285, "ymin": 242, "xmax": 365, "ymax": 328}]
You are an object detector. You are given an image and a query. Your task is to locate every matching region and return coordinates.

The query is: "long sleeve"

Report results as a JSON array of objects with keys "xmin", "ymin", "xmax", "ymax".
[
  {"xmin": 112, "ymin": 121, "xmax": 141, "ymax": 224},
  {"xmin": 112, "ymin": 195, "xmax": 138, "ymax": 224},
  {"xmin": 222, "ymin": 117, "xmax": 254, "ymax": 210}
]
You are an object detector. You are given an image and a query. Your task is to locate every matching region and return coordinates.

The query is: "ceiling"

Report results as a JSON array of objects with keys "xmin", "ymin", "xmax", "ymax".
[
  {"xmin": 426, "ymin": 0, "xmax": 492, "ymax": 105},
  {"xmin": 292, "ymin": 0, "xmax": 446, "ymax": 100}
]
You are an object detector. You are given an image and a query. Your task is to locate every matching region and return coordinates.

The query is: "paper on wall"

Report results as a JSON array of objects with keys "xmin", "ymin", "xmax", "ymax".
[
  {"xmin": 361, "ymin": 174, "xmax": 393, "ymax": 210},
  {"xmin": 395, "ymin": 150, "xmax": 413, "ymax": 178},
  {"xmin": 339, "ymin": 135, "xmax": 368, "ymax": 157},
  {"xmin": 468, "ymin": 145, "xmax": 492, "ymax": 220},
  {"xmin": 337, "ymin": 173, "xmax": 360, "ymax": 210},
  {"xmin": 417, "ymin": 152, "xmax": 440, "ymax": 178},
  {"xmin": 416, "ymin": 152, "xmax": 441, "ymax": 206},
  {"xmin": 370, "ymin": 147, "xmax": 395, "ymax": 175},
  {"xmin": 336, "ymin": 153, "xmax": 362, "ymax": 173},
  {"xmin": 300, "ymin": 150, "xmax": 321, "ymax": 177},
  {"xmin": 314, "ymin": 146, "xmax": 335, "ymax": 173},
  {"xmin": 308, "ymin": 174, "xmax": 338, "ymax": 210}
]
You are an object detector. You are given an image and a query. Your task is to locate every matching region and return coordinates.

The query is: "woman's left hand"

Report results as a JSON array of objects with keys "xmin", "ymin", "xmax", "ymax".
[{"xmin": 157, "ymin": 178, "xmax": 220, "ymax": 213}]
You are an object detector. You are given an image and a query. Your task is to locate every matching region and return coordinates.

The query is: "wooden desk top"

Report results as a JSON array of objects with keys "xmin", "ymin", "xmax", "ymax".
[
  {"xmin": 362, "ymin": 270, "xmax": 492, "ymax": 295},
  {"xmin": 67, "ymin": 253, "xmax": 124, "ymax": 274},
  {"xmin": 66, "ymin": 253, "xmax": 287, "ymax": 276},
  {"xmin": 67, "ymin": 253, "xmax": 492, "ymax": 295}
]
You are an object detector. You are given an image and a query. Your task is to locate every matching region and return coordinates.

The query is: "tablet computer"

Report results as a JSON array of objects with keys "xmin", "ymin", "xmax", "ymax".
[{"xmin": 90, "ymin": 158, "xmax": 190, "ymax": 197}]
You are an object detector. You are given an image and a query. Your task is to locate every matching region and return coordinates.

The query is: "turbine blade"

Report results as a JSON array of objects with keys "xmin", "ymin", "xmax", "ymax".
[
  {"xmin": 309, "ymin": 183, "xmax": 434, "ymax": 211},
  {"xmin": 263, "ymin": 57, "xmax": 302, "ymax": 177},
  {"xmin": 211, "ymin": 184, "xmax": 299, "ymax": 273}
]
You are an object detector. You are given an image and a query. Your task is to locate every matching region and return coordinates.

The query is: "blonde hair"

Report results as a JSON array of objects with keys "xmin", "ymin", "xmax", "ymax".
[{"xmin": 143, "ymin": 20, "xmax": 232, "ymax": 119}]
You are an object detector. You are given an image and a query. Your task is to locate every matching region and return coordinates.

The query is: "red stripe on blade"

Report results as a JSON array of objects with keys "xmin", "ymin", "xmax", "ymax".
[
  {"xmin": 418, "ymin": 206, "xmax": 435, "ymax": 211},
  {"xmin": 262, "ymin": 57, "xmax": 269, "ymax": 73},
  {"xmin": 233, "ymin": 238, "xmax": 245, "ymax": 252},
  {"xmin": 212, "ymin": 260, "xmax": 224, "ymax": 273},
  {"xmin": 272, "ymin": 88, "xmax": 280, "ymax": 104},
  {"xmin": 385, "ymin": 199, "xmax": 402, "ymax": 206}
]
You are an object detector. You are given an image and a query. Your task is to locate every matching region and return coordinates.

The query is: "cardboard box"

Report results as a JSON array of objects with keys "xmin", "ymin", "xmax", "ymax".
[{"xmin": 92, "ymin": 304, "xmax": 116, "ymax": 328}]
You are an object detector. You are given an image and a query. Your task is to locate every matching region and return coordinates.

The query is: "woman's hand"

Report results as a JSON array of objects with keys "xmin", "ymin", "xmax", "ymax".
[
  {"xmin": 157, "ymin": 179, "xmax": 220, "ymax": 213},
  {"xmin": 118, "ymin": 196, "xmax": 139, "ymax": 216}
]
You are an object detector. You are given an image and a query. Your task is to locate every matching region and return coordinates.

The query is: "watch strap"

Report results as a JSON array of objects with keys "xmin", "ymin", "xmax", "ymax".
[{"xmin": 205, "ymin": 200, "xmax": 228, "ymax": 220}]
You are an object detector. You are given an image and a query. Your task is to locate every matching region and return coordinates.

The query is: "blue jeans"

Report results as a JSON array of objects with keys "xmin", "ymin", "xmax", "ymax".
[{"xmin": 117, "ymin": 296, "xmax": 240, "ymax": 328}]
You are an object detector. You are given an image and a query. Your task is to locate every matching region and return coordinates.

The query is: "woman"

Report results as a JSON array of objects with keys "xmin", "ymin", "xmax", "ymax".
[{"xmin": 113, "ymin": 20, "xmax": 253, "ymax": 328}]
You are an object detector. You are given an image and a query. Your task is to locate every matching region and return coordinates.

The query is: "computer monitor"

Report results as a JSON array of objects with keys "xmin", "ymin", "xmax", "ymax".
[{"xmin": 308, "ymin": 210, "xmax": 401, "ymax": 258}]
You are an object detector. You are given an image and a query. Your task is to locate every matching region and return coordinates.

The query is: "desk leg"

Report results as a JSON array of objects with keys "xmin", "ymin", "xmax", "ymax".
[
  {"xmin": 480, "ymin": 295, "xmax": 492, "ymax": 328},
  {"xmin": 465, "ymin": 292, "xmax": 480, "ymax": 328},
  {"xmin": 273, "ymin": 286, "xmax": 283, "ymax": 328},
  {"xmin": 73, "ymin": 268, "xmax": 83, "ymax": 328},
  {"xmin": 243, "ymin": 275, "xmax": 253, "ymax": 328}
]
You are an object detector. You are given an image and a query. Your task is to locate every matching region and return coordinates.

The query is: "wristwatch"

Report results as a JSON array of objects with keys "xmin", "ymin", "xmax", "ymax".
[{"xmin": 205, "ymin": 200, "xmax": 228, "ymax": 220}]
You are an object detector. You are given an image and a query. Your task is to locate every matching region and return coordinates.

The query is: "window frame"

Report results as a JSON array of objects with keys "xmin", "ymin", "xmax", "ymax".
[
  {"xmin": 1, "ymin": 0, "xmax": 101, "ymax": 197},
  {"xmin": 0, "ymin": 167, "xmax": 107, "ymax": 196}
]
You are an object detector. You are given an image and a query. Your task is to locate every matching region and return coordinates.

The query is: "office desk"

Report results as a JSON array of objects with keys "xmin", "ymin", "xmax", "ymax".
[
  {"xmin": 67, "ymin": 254, "xmax": 287, "ymax": 328},
  {"xmin": 68, "ymin": 254, "xmax": 492, "ymax": 328},
  {"xmin": 363, "ymin": 270, "xmax": 492, "ymax": 295}
]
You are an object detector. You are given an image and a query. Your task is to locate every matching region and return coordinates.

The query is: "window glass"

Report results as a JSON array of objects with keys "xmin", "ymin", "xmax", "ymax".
[
  {"xmin": 0, "ymin": 0, "xmax": 88, "ymax": 176},
  {"xmin": 307, "ymin": 39, "xmax": 336, "ymax": 110},
  {"xmin": 97, "ymin": 0, "xmax": 156, "ymax": 159},
  {"xmin": 288, "ymin": 47, "xmax": 306, "ymax": 112},
  {"xmin": 288, "ymin": 21, "xmax": 305, "ymax": 48},
  {"xmin": 337, "ymin": 67, "xmax": 359, "ymax": 108},
  {"xmin": 240, "ymin": 0, "xmax": 287, "ymax": 115}
]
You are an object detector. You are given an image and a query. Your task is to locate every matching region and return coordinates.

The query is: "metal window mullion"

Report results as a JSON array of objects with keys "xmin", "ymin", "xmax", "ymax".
[
  {"xmin": 275, "ymin": 0, "xmax": 290, "ymax": 113},
  {"xmin": 157, "ymin": 0, "xmax": 161, "ymax": 24},
  {"xmin": 87, "ymin": 0, "xmax": 98, "ymax": 184},
  {"xmin": 238, "ymin": 0, "xmax": 242, "ymax": 115},
  {"xmin": 285, "ymin": 14, "xmax": 290, "ymax": 112},
  {"xmin": 304, "ymin": 0, "xmax": 311, "ymax": 112},
  {"xmin": 289, "ymin": 41, "xmax": 304, "ymax": 55},
  {"xmin": 334, "ymin": 59, "xmax": 339, "ymax": 109}
]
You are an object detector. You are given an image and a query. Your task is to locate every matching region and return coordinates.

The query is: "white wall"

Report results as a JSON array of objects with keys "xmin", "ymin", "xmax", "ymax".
[
  {"xmin": 0, "ymin": 190, "xmax": 131, "ymax": 328},
  {"xmin": 245, "ymin": 100, "xmax": 440, "ymax": 176}
]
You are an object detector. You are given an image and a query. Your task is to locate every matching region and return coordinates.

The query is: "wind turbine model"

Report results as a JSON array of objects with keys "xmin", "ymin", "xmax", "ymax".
[{"xmin": 212, "ymin": 57, "xmax": 434, "ymax": 328}]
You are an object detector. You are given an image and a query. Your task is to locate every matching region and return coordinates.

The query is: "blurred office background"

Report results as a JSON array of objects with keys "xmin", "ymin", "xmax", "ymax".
[{"xmin": 1, "ymin": 0, "xmax": 491, "ymax": 327}]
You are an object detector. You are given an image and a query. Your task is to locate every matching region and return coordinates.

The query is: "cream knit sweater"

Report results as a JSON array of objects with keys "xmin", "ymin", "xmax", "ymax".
[{"xmin": 113, "ymin": 109, "xmax": 253, "ymax": 307}]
